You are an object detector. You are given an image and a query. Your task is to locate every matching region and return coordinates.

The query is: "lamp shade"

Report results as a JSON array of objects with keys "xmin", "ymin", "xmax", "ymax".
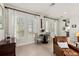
[{"xmin": 76, "ymin": 32, "xmax": 79, "ymax": 36}]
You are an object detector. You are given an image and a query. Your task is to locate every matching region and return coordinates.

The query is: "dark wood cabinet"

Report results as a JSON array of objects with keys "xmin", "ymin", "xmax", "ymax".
[{"xmin": 0, "ymin": 41, "xmax": 16, "ymax": 56}]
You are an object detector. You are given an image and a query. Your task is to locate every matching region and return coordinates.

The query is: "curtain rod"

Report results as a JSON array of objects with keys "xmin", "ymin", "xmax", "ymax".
[
  {"xmin": 44, "ymin": 16, "xmax": 58, "ymax": 20},
  {"xmin": 5, "ymin": 6, "xmax": 40, "ymax": 16},
  {"xmin": 5, "ymin": 6, "xmax": 58, "ymax": 20}
]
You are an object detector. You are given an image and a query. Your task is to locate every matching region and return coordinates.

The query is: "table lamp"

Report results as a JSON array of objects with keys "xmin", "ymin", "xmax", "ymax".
[{"xmin": 76, "ymin": 32, "xmax": 79, "ymax": 42}]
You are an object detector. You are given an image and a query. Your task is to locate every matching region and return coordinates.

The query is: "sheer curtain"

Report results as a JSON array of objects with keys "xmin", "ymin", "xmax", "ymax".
[
  {"xmin": 0, "ymin": 4, "xmax": 4, "ymax": 41},
  {"xmin": 6, "ymin": 9, "xmax": 16, "ymax": 38},
  {"xmin": 5, "ymin": 8, "xmax": 54, "ymax": 46},
  {"xmin": 6, "ymin": 9, "xmax": 29, "ymax": 46},
  {"xmin": 33, "ymin": 16, "xmax": 40, "ymax": 33},
  {"xmin": 5, "ymin": 8, "xmax": 41, "ymax": 46},
  {"xmin": 45, "ymin": 18, "xmax": 58, "ymax": 37}
]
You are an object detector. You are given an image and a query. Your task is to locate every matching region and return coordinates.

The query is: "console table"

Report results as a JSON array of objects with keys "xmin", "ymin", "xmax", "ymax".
[{"xmin": 0, "ymin": 40, "xmax": 16, "ymax": 56}]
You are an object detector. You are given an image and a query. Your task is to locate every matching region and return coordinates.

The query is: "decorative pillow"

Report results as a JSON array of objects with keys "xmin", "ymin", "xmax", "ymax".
[{"xmin": 57, "ymin": 42, "xmax": 69, "ymax": 48}]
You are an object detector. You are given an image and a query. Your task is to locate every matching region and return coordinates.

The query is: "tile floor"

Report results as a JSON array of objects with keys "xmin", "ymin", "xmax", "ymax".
[{"xmin": 16, "ymin": 40, "xmax": 55, "ymax": 56}]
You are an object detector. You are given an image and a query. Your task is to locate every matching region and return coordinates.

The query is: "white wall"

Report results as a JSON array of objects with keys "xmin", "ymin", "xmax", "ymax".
[
  {"xmin": 58, "ymin": 16, "xmax": 79, "ymax": 42},
  {"xmin": 57, "ymin": 19, "xmax": 66, "ymax": 36},
  {"xmin": 69, "ymin": 16, "xmax": 79, "ymax": 42}
]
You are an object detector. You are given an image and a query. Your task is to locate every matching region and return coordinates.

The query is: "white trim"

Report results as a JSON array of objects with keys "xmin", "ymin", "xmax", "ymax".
[{"xmin": 16, "ymin": 40, "xmax": 35, "ymax": 47}]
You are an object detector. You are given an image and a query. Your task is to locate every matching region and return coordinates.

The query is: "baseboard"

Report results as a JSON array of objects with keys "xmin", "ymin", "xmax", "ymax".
[{"xmin": 16, "ymin": 41, "xmax": 35, "ymax": 47}]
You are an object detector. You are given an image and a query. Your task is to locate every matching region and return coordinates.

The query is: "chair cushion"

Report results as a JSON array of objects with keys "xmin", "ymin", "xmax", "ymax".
[
  {"xmin": 62, "ymin": 48, "xmax": 79, "ymax": 56},
  {"xmin": 57, "ymin": 42, "xmax": 69, "ymax": 48}
]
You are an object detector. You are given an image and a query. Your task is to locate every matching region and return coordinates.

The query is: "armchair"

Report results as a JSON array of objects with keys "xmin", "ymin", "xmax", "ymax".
[{"xmin": 53, "ymin": 36, "xmax": 79, "ymax": 56}]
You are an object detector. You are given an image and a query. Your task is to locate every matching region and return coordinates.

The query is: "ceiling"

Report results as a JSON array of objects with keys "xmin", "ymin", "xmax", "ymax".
[{"xmin": 4, "ymin": 3, "xmax": 79, "ymax": 18}]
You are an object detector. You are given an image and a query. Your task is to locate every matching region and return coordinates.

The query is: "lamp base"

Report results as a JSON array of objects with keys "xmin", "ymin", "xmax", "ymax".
[
  {"xmin": 66, "ymin": 32, "xmax": 69, "ymax": 37},
  {"xmin": 77, "ymin": 36, "xmax": 79, "ymax": 42}
]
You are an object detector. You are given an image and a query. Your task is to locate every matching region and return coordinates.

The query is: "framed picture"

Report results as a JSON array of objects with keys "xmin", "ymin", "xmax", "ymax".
[{"xmin": 72, "ymin": 24, "xmax": 76, "ymax": 28}]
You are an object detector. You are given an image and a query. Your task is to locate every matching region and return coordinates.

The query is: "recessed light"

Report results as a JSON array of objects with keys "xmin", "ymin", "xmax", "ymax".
[{"xmin": 64, "ymin": 12, "xmax": 67, "ymax": 14}]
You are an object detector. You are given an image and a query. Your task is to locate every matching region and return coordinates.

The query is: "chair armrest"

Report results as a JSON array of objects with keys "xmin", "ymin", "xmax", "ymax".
[
  {"xmin": 54, "ymin": 44, "xmax": 64, "ymax": 56},
  {"xmin": 68, "ymin": 44, "xmax": 79, "ymax": 52}
]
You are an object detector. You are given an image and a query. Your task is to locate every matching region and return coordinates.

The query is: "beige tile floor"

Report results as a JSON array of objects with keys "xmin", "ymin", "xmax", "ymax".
[{"xmin": 16, "ymin": 40, "xmax": 55, "ymax": 56}]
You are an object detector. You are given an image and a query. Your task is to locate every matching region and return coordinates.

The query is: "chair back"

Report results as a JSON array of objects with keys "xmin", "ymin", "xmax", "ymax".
[{"xmin": 53, "ymin": 36, "xmax": 68, "ymax": 44}]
